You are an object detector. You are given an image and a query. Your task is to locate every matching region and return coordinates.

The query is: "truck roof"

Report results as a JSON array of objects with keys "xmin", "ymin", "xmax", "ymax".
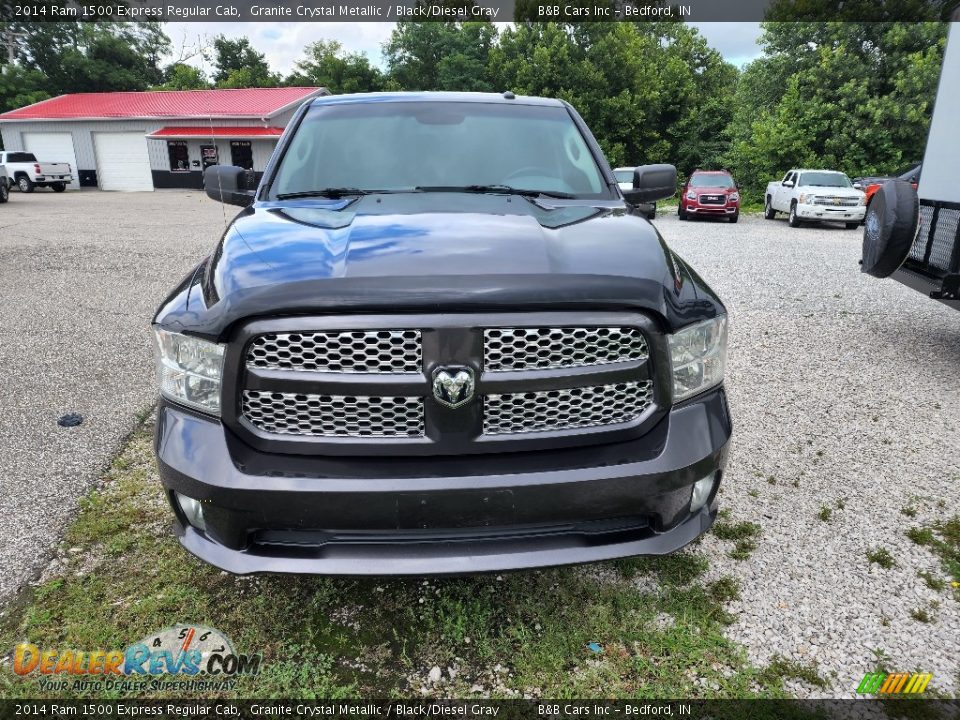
[{"xmin": 309, "ymin": 91, "xmax": 566, "ymax": 108}]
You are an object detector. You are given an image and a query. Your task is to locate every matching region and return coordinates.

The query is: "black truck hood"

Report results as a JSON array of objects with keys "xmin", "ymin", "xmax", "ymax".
[{"xmin": 155, "ymin": 193, "xmax": 724, "ymax": 340}]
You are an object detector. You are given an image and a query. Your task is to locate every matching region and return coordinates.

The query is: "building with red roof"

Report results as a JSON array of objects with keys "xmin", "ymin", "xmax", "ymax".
[{"xmin": 0, "ymin": 87, "xmax": 327, "ymax": 192}]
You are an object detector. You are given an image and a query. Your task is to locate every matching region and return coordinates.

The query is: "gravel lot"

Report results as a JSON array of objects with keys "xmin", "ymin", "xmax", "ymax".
[
  {"xmin": 0, "ymin": 190, "xmax": 225, "ymax": 605},
  {"xmin": 657, "ymin": 210, "xmax": 960, "ymax": 697},
  {"xmin": 1, "ymin": 191, "xmax": 958, "ymax": 697}
]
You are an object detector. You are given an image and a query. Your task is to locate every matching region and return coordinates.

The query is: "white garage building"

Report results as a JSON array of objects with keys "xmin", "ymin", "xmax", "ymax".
[{"xmin": 0, "ymin": 87, "xmax": 327, "ymax": 192}]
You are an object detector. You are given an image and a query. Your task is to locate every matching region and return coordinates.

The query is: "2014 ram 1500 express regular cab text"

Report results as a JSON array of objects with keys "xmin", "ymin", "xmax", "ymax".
[
  {"xmin": 765, "ymin": 169, "xmax": 866, "ymax": 228},
  {"xmin": 152, "ymin": 92, "xmax": 731, "ymax": 575}
]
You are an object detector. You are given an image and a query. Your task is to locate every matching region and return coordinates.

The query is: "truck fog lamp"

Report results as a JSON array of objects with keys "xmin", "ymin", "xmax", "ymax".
[
  {"xmin": 668, "ymin": 316, "xmax": 727, "ymax": 402},
  {"xmin": 154, "ymin": 328, "xmax": 225, "ymax": 414},
  {"xmin": 175, "ymin": 492, "xmax": 207, "ymax": 532},
  {"xmin": 690, "ymin": 473, "xmax": 715, "ymax": 512}
]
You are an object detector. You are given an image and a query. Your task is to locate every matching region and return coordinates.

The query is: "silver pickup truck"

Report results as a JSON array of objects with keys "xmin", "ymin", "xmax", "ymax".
[{"xmin": 0, "ymin": 151, "xmax": 72, "ymax": 193}]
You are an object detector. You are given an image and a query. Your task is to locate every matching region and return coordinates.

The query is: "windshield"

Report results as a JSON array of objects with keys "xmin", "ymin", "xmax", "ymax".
[
  {"xmin": 690, "ymin": 174, "xmax": 735, "ymax": 188},
  {"xmin": 613, "ymin": 169, "xmax": 633, "ymax": 183},
  {"xmin": 271, "ymin": 101, "xmax": 608, "ymax": 199},
  {"xmin": 799, "ymin": 172, "xmax": 852, "ymax": 188}
]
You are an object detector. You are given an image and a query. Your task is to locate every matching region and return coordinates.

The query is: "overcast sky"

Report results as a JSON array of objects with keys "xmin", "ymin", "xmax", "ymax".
[{"xmin": 163, "ymin": 22, "xmax": 764, "ymax": 77}]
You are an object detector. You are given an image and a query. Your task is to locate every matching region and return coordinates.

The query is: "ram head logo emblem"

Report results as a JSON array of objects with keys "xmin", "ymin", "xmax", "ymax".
[{"xmin": 432, "ymin": 367, "xmax": 476, "ymax": 409}]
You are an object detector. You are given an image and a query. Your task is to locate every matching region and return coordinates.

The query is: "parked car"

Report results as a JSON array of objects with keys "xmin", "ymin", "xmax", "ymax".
[
  {"xmin": 678, "ymin": 169, "xmax": 740, "ymax": 223},
  {"xmin": 854, "ymin": 162, "xmax": 921, "ymax": 210},
  {"xmin": 152, "ymin": 91, "xmax": 730, "ymax": 576},
  {"xmin": 765, "ymin": 169, "xmax": 866, "ymax": 228},
  {"xmin": 0, "ymin": 164, "xmax": 8, "ymax": 204},
  {"xmin": 0, "ymin": 151, "xmax": 73, "ymax": 193},
  {"xmin": 614, "ymin": 166, "xmax": 656, "ymax": 220}
]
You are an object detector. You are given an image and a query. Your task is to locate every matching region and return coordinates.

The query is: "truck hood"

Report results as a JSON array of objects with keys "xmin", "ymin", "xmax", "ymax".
[{"xmin": 155, "ymin": 193, "xmax": 725, "ymax": 339}]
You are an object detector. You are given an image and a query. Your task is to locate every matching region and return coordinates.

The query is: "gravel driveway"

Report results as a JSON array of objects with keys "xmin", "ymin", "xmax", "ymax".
[
  {"xmin": 0, "ymin": 190, "xmax": 226, "ymax": 605},
  {"xmin": 1, "ymin": 191, "xmax": 957, "ymax": 697},
  {"xmin": 657, "ymin": 210, "xmax": 960, "ymax": 696}
]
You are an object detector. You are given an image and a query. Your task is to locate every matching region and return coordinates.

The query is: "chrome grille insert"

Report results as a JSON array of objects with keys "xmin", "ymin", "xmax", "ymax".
[
  {"xmin": 812, "ymin": 196, "xmax": 860, "ymax": 207},
  {"xmin": 484, "ymin": 327, "xmax": 647, "ymax": 372},
  {"xmin": 483, "ymin": 381, "xmax": 653, "ymax": 435},
  {"xmin": 247, "ymin": 330, "xmax": 421, "ymax": 373},
  {"xmin": 242, "ymin": 391, "xmax": 424, "ymax": 438}
]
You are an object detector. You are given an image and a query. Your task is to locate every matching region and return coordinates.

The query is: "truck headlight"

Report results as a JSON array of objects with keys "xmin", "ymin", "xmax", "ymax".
[
  {"xmin": 669, "ymin": 316, "xmax": 727, "ymax": 402},
  {"xmin": 729, "ymin": 192, "xmax": 739, "ymax": 202},
  {"xmin": 859, "ymin": 194, "xmax": 867, "ymax": 206},
  {"xmin": 798, "ymin": 192, "xmax": 809, "ymax": 204},
  {"xmin": 154, "ymin": 328, "xmax": 225, "ymax": 414},
  {"xmin": 685, "ymin": 191, "xmax": 697, "ymax": 200}
]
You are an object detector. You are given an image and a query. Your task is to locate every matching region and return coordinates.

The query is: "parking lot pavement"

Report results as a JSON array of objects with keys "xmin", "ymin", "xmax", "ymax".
[
  {"xmin": 0, "ymin": 190, "xmax": 228, "ymax": 605},
  {"xmin": 654, "ymin": 210, "xmax": 960, "ymax": 696}
]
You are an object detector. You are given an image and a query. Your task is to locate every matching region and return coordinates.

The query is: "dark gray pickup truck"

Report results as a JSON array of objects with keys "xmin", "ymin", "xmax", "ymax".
[{"xmin": 152, "ymin": 91, "xmax": 731, "ymax": 575}]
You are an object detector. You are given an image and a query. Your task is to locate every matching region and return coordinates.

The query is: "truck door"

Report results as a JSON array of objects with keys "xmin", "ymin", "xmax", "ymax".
[{"xmin": 774, "ymin": 172, "xmax": 793, "ymax": 210}]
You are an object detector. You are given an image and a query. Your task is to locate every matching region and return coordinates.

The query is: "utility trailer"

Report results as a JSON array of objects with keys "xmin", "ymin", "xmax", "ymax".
[{"xmin": 862, "ymin": 18, "xmax": 960, "ymax": 310}]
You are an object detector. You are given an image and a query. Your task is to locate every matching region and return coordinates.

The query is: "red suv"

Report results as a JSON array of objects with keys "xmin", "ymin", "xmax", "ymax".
[{"xmin": 678, "ymin": 170, "xmax": 740, "ymax": 223}]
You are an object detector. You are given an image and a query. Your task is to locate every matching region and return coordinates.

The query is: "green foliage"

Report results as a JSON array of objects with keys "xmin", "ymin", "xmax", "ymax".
[
  {"xmin": 155, "ymin": 63, "xmax": 209, "ymax": 91},
  {"xmin": 286, "ymin": 40, "xmax": 390, "ymax": 93},
  {"xmin": 211, "ymin": 35, "xmax": 280, "ymax": 88}
]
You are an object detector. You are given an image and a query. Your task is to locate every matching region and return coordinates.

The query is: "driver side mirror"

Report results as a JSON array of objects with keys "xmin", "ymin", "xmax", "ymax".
[
  {"xmin": 853, "ymin": 182, "xmax": 863, "ymax": 190},
  {"xmin": 783, "ymin": 180, "xmax": 795, "ymax": 188},
  {"xmin": 623, "ymin": 164, "xmax": 677, "ymax": 204},
  {"xmin": 204, "ymin": 165, "xmax": 256, "ymax": 207}
]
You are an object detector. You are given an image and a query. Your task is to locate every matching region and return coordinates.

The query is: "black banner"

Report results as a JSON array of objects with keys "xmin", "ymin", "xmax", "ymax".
[
  {"xmin": 1, "ymin": 700, "xmax": 960, "ymax": 720},
  {"xmin": 1, "ymin": 0, "xmax": 958, "ymax": 23}
]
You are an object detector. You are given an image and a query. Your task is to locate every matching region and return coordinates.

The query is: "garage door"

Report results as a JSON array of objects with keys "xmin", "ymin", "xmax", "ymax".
[
  {"xmin": 92, "ymin": 132, "xmax": 153, "ymax": 192},
  {"xmin": 23, "ymin": 132, "xmax": 80, "ymax": 190}
]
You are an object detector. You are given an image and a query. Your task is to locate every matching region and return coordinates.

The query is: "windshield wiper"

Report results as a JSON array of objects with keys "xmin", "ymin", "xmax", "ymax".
[
  {"xmin": 415, "ymin": 184, "xmax": 577, "ymax": 199},
  {"xmin": 276, "ymin": 188, "xmax": 374, "ymax": 200}
]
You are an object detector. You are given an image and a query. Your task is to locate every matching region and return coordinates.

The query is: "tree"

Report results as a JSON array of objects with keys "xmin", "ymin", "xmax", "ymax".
[
  {"xmin": 211, "ymin": 35, "xmax": 279, "ymax": 87},
  {"xmin": 286, "ymin": 40, "xmax": 388, "ymax": 93},
  {"xmin": 156, "ymin": 63, "xmax": 209, "ymax": 90},
  {"xmin": 384, "ymin": 22, "xmax": 497, "ymax": 91},
  {"xmin": 723, "ymin": 22, "xmax": 946, "ymax": 200}
]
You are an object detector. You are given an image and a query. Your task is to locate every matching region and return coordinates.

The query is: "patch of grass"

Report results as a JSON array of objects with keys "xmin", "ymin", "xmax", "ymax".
[
  {"xmin": 712, "ymin": 519, "xmax": 762, "ymax": 561},
  {"xmin": 835, "ymin": 499, "xmax": 846, "ymax": 511},
  {"xmin": 0, "ymin": 424, "xmax": 792, "ymax": 700},
  {"xmin": 910, "ymin": 608, "xmax": 933, "ymax": 623},
  {"xmin": 866, "ymin": 548, "xmax": 897, "ymax": 570},
  {"xmin": 767, "ymin": 476, "xmax": 776, "ymax": 485},
  {"xmin": 818, "ymin": 506, "xmax": 832, "ymax": 523},
  {"xmin": 758, "ymin": 655, "xmax": 828, "ymax": 690},
  {"xmin": 905, "ymin": 516, "xmax": 960, "ymax": 602},
  {"xmin": 901, "ymin": 506, "xmax": 918, "ymax": 519},
  {"xmin": 918, "ymin": 571, "xmax": 946, "ymax": 592},
  {"xmin": 747, "ymin": 489, "xmax": 759, "ymax": 499}
]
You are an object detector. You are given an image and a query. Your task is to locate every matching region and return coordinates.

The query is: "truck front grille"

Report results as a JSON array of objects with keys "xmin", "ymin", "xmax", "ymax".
[
  {"xmin": 483, "ymin": 381, "xmax": 653, "ymax": 435},
  {"xmin": 236, "ymin": 313, "xmax": 659, "ymax": 452},
  {"xmin": 242, "ymin": 391, "xmax": 424, "ymax": 438},
  {"xmin": 484, "ymin": 326, "xmax": 647, "ymax": 371},
  {"xmin": 698, "ymin": 194, "xmax": 726, "ymax": 205},
  {"xmin": 247, "ymin": 330, "xmax": 421, "ymax": 373},
  {"xmin": 812, "ymin": 196, "xmax": 860, "ymax": 207}
]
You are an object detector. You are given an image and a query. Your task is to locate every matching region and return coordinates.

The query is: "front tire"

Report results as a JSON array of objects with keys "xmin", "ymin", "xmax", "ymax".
[
  {"xmin": 17, "ymin": 176, "xmax": 34, "ymax": 193},
  {"xmin": 764, "ymin": 196, "xmax": 776, "ymax": 220},
  {"xmin": 0, "ymin": 181, "xmax": 8, "ymax": 204},
  {"xmin": 845, "ymin": 222, "xmax": 859, "ymax": 230},
  {"xmin": 52, "ymin": 182, "xmax": 66, "ymax": 193},
  {"xmin": 788, "ymin": 202, "xmax": 801, "ymax": 227},
  {"xmin": 678, "ymin": 205, "xmax": 687, "ymax": 221},
  {"xmin": 729, "ymin": 213, "xmax": 739, "ymax": 224}
]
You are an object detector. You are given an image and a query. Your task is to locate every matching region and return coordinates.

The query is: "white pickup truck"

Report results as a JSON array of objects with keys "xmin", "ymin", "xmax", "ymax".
[
  {"xmin": 764, "ymin": 169, "xmax": 866, "ymax": 228},
  {"xmin": 0, "ymin": 151, "xmax": 73, "ymax": 193},
  {"xmin": 0, "ymin": 164, "xmax": 8, "ymax": 204}
]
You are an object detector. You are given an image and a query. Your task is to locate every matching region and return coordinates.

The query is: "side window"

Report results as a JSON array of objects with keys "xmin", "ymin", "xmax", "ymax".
[
  {"xmin": 230, "ymin": 141, "xmax": 253, "ymax": 170},
  {"xmin": 167, "ymin": 141, "xmax": 190, "ymax": 172}
]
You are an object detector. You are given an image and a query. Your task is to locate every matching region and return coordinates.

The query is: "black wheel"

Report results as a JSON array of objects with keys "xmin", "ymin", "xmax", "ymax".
[
  {"xmin": 17, "ymin": 176, "xmax": 34, "ymax": 193},
  {"xmin": 788, "ymin": 202, "xmax": 801, "ymax": 227},
  {"xmin": 861, "ymin": 180, "xmax": 920, "ymax": 278},
  {"xmin": 845, "ymin": 222, "xmax": 859, "ymax": 230},
  {"xmin": 0, "ymin": 181, "xmax": 8, "ymax": 204},
  {"xmin": 764, "ymin": 196, "xmax": 776, "ymax": 219},
  {"xmin": 678, "ymin": 205, "xmax": 687, "ymax": 221},
  {"xmin": 729, "ymin": 213, "xmax": 739, "ymax": 224},
  {"xmin": 52, "ymin": 182, "xmax": 66, "ymax": 193}
]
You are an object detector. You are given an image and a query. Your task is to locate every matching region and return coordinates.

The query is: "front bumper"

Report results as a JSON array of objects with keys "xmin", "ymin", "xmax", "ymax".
[
  {"xmin": 155, "ymin": 388, "xmax": 731, "ymax": 575},
  {"xmin": 796, "ymin": 203, "xmax": 865, "ymax": 221}
]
